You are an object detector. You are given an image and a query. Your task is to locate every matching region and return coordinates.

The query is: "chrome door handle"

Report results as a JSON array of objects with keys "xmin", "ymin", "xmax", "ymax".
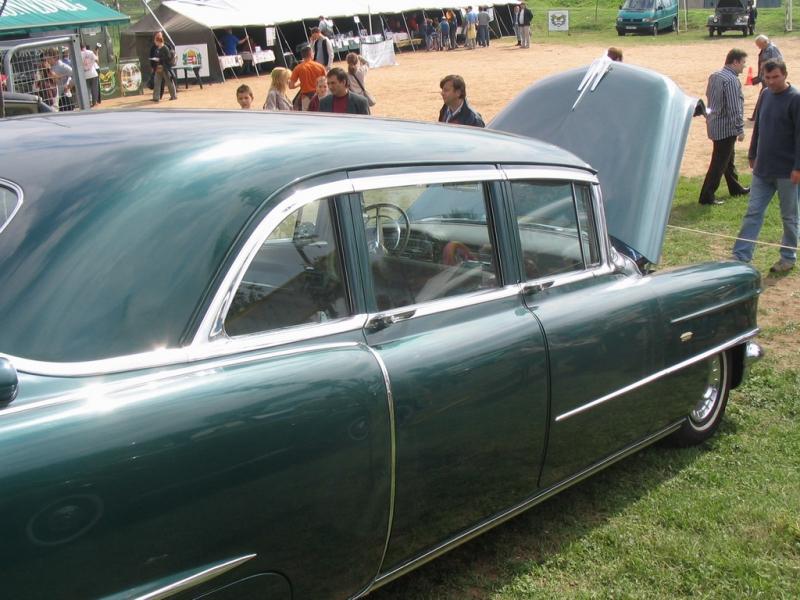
[
  {"xmin": 522, "ymin": 281, "xmax": 554, "ymax": 295},
  {"xmin": 366, "ymin": 309, "xmax": 417, "ymax": 332}
]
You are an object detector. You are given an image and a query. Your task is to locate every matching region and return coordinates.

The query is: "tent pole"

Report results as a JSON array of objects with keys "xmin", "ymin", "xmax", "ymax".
[
  {"xmin": 506, "ymin": 3, "xmax": 515, "ymax": 40},
  {"xmin": 140, "ymin": 0, "xmax": 175, "ymax": 46},
  {"xmin": 243, "ymin": 25, "xmax": 259, "ymax": 76},
  {"xmin": 401, "ymin": 12, "xmax": 415, "ymax": 52}
]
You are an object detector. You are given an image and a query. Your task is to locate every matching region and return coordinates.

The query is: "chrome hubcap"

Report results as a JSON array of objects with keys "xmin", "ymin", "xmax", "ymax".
[{"xmin": 691, "ymin": 355, "xmax": 721, "ymax": 424}]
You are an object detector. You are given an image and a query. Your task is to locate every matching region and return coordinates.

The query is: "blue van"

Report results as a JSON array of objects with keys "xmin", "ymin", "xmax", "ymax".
[{"xmin": 616, "ymin": 0, "xmax": 679, "ymax": 35}]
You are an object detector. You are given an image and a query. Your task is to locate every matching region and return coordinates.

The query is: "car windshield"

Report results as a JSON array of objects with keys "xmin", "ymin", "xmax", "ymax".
[
  {"xmin": 621, "ymin": 0, "xmax": 654, "ymax": 10},
  {"xmin": 715, "ymin": 0, "xmax": 745, "ymax": 8}
]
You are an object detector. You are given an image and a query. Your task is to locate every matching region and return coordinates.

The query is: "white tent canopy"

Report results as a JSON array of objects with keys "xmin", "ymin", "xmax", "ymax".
[{"xmin": 162, "ymin": 0, "xmax": 503, "ymax": 28}]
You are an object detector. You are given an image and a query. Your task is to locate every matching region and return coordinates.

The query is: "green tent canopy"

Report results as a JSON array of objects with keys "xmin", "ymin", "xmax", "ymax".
[{"xmin": 0, "ymin": 0, "xmax": 129, "ymax": 34}]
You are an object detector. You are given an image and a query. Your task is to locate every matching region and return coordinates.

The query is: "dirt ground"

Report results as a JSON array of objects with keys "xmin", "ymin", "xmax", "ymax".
[{"xmin": 103, "ymin": 36, "xmax": 800, "ymax": 367}]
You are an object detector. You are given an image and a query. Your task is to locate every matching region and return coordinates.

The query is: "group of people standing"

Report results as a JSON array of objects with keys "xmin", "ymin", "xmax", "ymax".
[
  {"xmin": 699, "ymin": 36, "xmax": 799, "ymax": 274},
  {"xmin": 236, "ymin": 31, "xmax": 373, "ymax": 117},
  {"xmin": 33, "ymin": 44, "xmax": 100, "ymax": 111}
]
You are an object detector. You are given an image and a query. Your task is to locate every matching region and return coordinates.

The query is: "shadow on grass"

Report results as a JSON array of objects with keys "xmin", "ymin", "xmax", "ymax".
[{"xmin": 369, "ymin": 439, "xmax": 710, "ymax": 599}]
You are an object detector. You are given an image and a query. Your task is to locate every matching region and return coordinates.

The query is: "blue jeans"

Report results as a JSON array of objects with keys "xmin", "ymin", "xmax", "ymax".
[{"xmin": 732, "ymin": 174, "xmax": 799, "ymax": 263}]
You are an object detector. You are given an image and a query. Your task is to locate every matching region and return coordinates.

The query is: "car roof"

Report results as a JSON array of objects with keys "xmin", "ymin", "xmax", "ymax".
[
  {"xmin": 0, "ymin": 109, "xmax": 591, "ymax": 177},
  {"xmin": 0, "ymin": 110, "xmax": 591, "ymax": 364}
]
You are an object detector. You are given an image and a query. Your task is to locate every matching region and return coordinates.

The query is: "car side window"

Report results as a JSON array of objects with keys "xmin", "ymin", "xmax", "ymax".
[
  {"xmin": 510, "ymin": 180, "xmax": 596, "ymax": 280},
  {"xmin": 224, "ymin": 197, "xmax": 349, "ymax": 337},
  {"xmin": 575, "ymin": 183, "xmax": 601, "ymax": 267},
  {"xmin": 0, "ymin": 184, "xmax": 21, "ymax": 235},
  {"xmin": 360, "ymin": 182, "xmax": 499, "ymax": 311}
]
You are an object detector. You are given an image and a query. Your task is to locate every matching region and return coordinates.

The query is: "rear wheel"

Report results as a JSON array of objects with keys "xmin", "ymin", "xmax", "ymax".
[
  {"xmin": 617, "ymin": 29, "xmax": 625, "ymax": 36},
  {"xmin": 670, "ymin": 351, "xmax": 731, "ymax": 446},
  {"xmin": 708, "ymin": 27, "xmax": 715, "ymax": 37},
  {"xmin": 672, "ymin": 17, "xmax": 678, "ymax": 32}
]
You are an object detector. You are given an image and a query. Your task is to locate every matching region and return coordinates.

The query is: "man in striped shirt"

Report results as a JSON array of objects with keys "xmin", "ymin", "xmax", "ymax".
[{"xmin": 699, "ymin": 48, "xmax": 750, "ymax": 205}]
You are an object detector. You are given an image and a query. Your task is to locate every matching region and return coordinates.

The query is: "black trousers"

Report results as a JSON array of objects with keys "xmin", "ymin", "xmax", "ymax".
[{"xmin": 699, "ymin": 135, "xmax": 747, "ymax": 203}]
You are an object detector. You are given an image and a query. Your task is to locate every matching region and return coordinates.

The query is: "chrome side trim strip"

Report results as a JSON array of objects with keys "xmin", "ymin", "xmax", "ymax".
[
  {"xmin": 349, "ymin": 168, "xmax": 502, "ymax": 192},
  {"xmin": 0, "ymin": 342, "xmax": 361, "ymax": 417},
  {"xmin": 501, "ymin": 166, "xmax": 599, "ymax": 183},
  {"xmin": 359, "ymin": 346, "xmax": 397, "ymax": 599},
  {"xmin": 131, "ymin": 553, "xmax": 256, "ymax": 600},
  {"xmin": 3, "ymin": 318, "xmax": 367, "ymax": 377},
  {"xmin": 554, "ymin": 327, "xmax": 760, "ymax": 423},
  {"xmin": 369, "ymin": 421, "xmax": 682, "ymax": 592},
  {"xmin": 669, "ymin": 290, "xmax": 761, "ymax": 324},
  {"xmin": 0, "ymin": 178, "xmax": 24, "ymax": 236}
]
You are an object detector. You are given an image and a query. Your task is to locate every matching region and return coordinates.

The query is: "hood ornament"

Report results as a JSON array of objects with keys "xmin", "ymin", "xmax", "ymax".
[{"xmin": 572, "ymin": 56, "xmax": 614, "ymax": 111}]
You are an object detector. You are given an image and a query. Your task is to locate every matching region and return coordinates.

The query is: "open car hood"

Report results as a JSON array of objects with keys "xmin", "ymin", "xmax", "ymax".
[{"xmin": 490, "ymin": 59, "xmax": 699, "ymax": 264}]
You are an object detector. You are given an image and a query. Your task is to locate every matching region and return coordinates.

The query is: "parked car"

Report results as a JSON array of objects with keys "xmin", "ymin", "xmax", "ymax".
[
  {"xmin": 0, "ymin": 61, "xmax": 762, "ymax": 599},
  {"xmin": 707, "ymin": 0, "xmax": 753, "ymax": 36},
  {"xmin": 616, "ymin": 0, "xmax": 679, "ymax": 36},
  {"xmin": 1, "ymin": 91, "xmax": 55, "ymax": 117}
]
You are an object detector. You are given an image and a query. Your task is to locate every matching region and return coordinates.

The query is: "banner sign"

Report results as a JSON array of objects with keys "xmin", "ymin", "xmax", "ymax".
[
  {"xmin": 99, "ymin": 63, "xmax": 121, "ymax": 99},
  {"xmin": 548, "ymin": 10, "xmax": 569, "ymax": 32},
  {"xmin": 176, "ymin": 44, "xmax": 210, "ymax": 78},
  {"xmin": 360, "ymin": 39, "xmax": 396, "ymax": 69},
  {"xmin": 117, "ymin": 60, "xmax": 141, "ymax": 97}
]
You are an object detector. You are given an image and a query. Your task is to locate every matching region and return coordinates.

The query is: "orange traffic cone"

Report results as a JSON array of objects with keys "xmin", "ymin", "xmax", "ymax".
[{"xmin": 745, "ymin": 66, "xmax": 753, "ymax": 85}]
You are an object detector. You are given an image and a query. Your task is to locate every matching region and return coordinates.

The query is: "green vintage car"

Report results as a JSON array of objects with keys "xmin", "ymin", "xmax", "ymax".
[{"xmin": 0, "ymin": 61, "xmax": 761, "ymax": 599}]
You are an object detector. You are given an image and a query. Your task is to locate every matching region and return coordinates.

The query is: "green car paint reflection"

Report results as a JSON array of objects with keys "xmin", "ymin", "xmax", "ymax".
[{"xmin": 0, "ymin": 61, "xmax": 762, "ymax": 599}]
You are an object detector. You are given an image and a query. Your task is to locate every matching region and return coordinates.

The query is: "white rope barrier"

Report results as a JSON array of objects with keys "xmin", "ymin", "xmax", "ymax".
[{"xmin": 666, "ymin": 224, "xmax": 795, "ymax": 251}]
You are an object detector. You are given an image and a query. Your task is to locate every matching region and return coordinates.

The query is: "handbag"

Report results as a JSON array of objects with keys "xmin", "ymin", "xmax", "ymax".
[{"xmin": 354, "ymin": 72, "xmax": 376, "ymax": 107}]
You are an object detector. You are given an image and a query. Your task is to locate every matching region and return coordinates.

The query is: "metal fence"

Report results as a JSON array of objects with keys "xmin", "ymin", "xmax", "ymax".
[{"xmin": 1, "ymin": 35, "xmax": 90, "ymax": 111}]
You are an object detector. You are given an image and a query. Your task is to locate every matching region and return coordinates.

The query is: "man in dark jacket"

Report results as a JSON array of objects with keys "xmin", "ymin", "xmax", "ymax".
[
  {"xmin": 732, "ymin": 59, "xmax": 800, "ymax": 273},
  {"xmin": 319, "ymin": 68, "xmax": 370, "ymax": 115},
  {"xmin": 437, "ymin": 74, "xmax": 484, "ymax": 127}
]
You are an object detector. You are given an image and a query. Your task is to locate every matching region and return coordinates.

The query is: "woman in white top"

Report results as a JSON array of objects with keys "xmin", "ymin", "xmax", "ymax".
[{"xmin": 264, "ymin": 67, "xmax": 292, "ymax": 111}]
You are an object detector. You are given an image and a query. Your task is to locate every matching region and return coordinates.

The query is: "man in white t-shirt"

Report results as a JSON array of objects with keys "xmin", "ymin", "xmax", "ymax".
[
  {"xmin": 81, "ymin": 44, "xmax": 100, "ymax": 106},
  {"xmin": 44, "ymin": 47, "xmax": 74, "ymax": 111}
]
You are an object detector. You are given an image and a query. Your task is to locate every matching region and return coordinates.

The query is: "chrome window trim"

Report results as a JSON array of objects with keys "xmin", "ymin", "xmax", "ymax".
[
  {"xmin": 194, "ymin": 179, "xmax": 357, "ymax": 346},
  {"xmin": 554, "ymin": 327, "xmax": 760, "ymax": 422},
  {"xmin": 591, "ymin": 182, "xmax": 613, "ymax": 266},
  {"xmin": 190, "ymin": 315, "xmax": 368, "ymax": 363},
  {"xmin": 130, "ymin": 553, "xmax": 257, "ymax": 600},
  {"xmin": 503, "ymin": 173, "xmax": 611, "ymax": 282},
  {"xmin": 501, "ymin": 166, "xmax": 599, "ymax": 184},
  {"xmin": 366, "ymin": 285, "xmax": 521, "ymax": 325},
  {"xmin": 0, "ymin": 178, "xmax": 23, "ymax": 236},
  {"xmin": 350, "ymin": 167, "xmax": 502, "ymax": 192}
]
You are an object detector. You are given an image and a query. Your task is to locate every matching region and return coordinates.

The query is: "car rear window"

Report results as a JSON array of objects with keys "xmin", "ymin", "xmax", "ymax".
[{"xmin": 0, "ymin": 183, "xmax": 21, "ymax": 235}]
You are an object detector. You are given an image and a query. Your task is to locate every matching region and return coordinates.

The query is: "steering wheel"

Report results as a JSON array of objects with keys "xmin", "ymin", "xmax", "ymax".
[{"xmin": 363, "ymin": 203, "xmax": 411, "ymax": 255}]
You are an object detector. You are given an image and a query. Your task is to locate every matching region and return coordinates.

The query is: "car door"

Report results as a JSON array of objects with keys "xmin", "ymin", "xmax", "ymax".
[
  {"xmin": 501, "ymin": 168, "xmax": 678, "ymax": 488},
  {"xmin": 0, "ymin": 183, "xmax": 392, "ymax": 600},
  {"xmin": 346, "ymin": 167, "xmax": 550, "ymax": 572}
]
